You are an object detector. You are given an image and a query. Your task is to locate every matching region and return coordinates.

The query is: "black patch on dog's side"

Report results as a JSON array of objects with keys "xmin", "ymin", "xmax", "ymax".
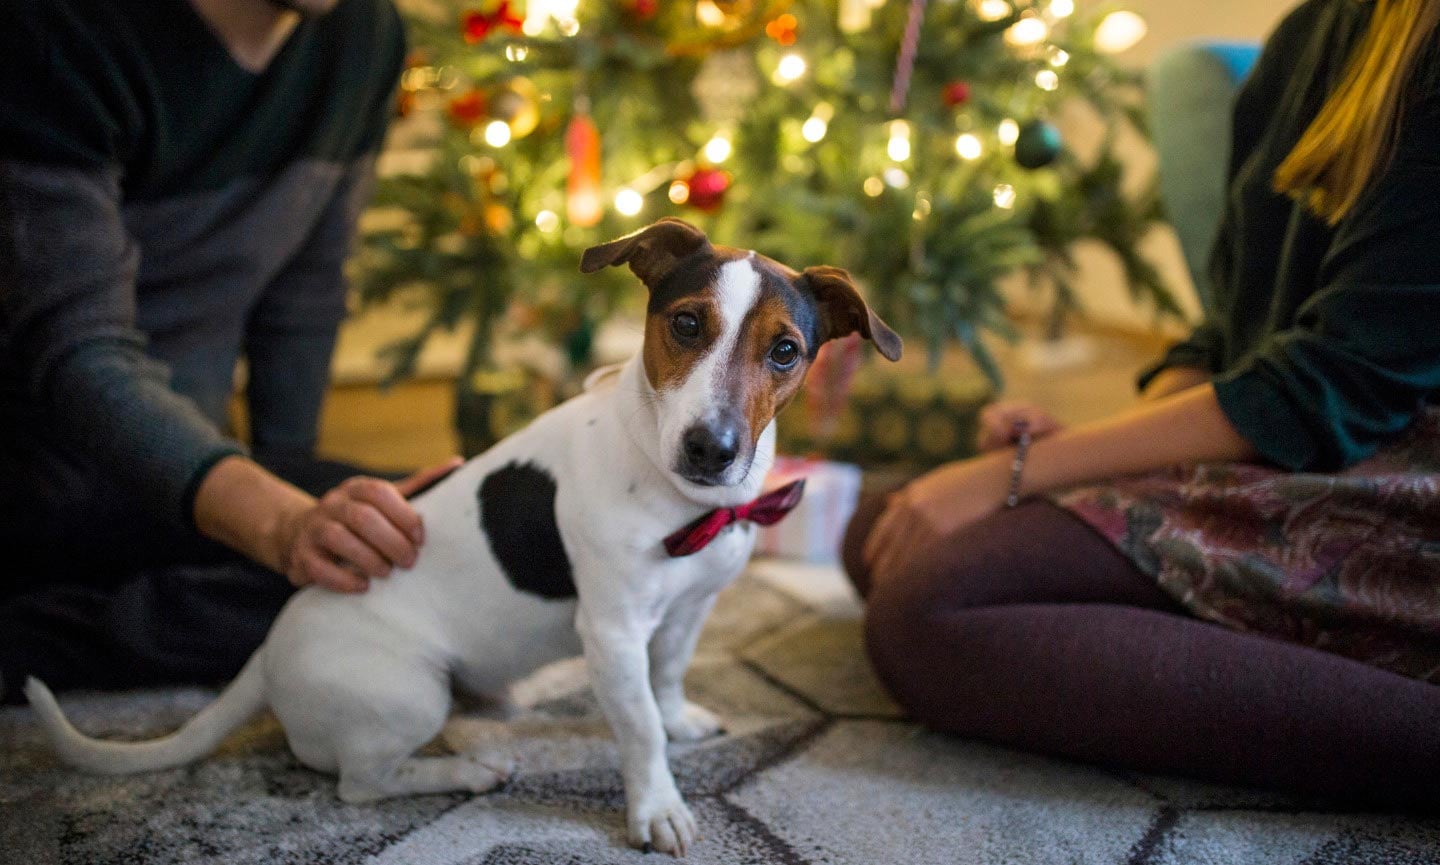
[{"xmin": 478, "ymin": 462, "xmax": 576, "ymax": 600}]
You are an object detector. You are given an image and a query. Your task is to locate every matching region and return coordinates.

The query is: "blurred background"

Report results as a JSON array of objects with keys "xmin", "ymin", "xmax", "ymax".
[{"xmin": 285, "ymin": 0, "xmax": 1293, "ymax": 480}]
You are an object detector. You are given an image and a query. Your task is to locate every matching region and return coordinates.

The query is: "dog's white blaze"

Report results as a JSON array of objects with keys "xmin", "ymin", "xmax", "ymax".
[
  {"xmin": 657, "ymin": 256, "xmax": 762, "ymax": 484},
  {"xmin": 691, "ymin": 256, "xmax": 760, "ymax": 405}
]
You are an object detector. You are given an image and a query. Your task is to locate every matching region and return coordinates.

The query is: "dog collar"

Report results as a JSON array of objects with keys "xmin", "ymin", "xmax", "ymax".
[{"xmin": 663, "ymin": 480, "xmax": 806, "ymax": 557}]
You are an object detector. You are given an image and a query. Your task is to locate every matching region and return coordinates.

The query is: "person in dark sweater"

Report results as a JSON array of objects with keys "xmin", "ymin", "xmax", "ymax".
[
  {"xmin": 847, "ymin": 0, "xmax": 1440, "ymax": 805},
  {"xmin": 0, "ymin": 0, "xmax": 456, "ymax": 702}
]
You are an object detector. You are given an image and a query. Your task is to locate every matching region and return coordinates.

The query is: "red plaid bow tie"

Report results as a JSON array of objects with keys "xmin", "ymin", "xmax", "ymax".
[{"xmin": 663, "ymin": 479, "xmax": 806, "ymax": 557}]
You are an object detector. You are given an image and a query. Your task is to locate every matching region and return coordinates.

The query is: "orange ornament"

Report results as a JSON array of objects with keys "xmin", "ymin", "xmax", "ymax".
[
  {"xmin": 765, "ymin": 13, "xmax": 799, "ymax": 45},
  {"xmin": 566, "ymin": 107, "xmax": 603, "ymax": 227}
]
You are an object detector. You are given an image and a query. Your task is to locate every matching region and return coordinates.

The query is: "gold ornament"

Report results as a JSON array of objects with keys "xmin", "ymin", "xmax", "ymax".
[{"xmin": 490, "ymin": 78, "xmax": 540, "ymax": 139}]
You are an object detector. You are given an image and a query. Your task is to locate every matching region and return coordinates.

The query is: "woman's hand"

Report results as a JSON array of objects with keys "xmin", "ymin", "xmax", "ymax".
[
  {"xmin": 861, "ymin": 453, "xmax": 1010, "ymax": 586},
  {"xmin": 277, "ymin": 458, "xmax": 463, "ymax": 593},
  {"xmin": 976, "ymin": 400, "xmax": 1064, "ymax": 451}
]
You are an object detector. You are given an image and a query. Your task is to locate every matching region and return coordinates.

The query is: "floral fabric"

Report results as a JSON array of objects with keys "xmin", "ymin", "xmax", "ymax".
[{"xmin": 1052, "ymin": 408, "xmax": 1440, "ymax": 682}]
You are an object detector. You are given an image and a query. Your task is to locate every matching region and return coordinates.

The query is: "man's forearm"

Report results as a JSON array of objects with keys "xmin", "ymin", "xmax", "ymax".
[
  {"xmin": 1018, "ymin": 384, "xmax": 1257, "ymax": 497},
  {"xmin": 193, "ymin": 455, "xmax": 314, "ymax": 574}
]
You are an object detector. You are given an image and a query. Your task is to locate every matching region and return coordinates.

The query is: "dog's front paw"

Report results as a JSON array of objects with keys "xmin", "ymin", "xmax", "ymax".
[
  {"xmin": 662, "ymin": 701, "xmax": 725, "ymax": 743},
  {"xmin": 628, "ymin": 790, "xmax": 698, "ymax": 857}
]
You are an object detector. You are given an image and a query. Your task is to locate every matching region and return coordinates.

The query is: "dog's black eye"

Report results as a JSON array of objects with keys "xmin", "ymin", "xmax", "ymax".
[
  {"xmin": 671, "ymin": 312, "xmax": 701, "ymax": 341},
  {"xmin": 769, "ymin": 339, "xmax": 800, "ymax": 369}
]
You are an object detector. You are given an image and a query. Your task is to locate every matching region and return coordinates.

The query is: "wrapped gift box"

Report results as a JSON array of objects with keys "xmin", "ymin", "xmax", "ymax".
[{"xmin": 756, "ymin": 457, "xmax": 863, "ymax": 563}]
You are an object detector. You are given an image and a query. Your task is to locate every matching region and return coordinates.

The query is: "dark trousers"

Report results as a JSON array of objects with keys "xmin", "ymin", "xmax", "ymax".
[
  {"xmin": 843, "ymin": 497, "xmax": 1440, "ymax": 808},
  {"xmin": 0, "ymin": 454, "xmax": 373, "ymax": 703}
]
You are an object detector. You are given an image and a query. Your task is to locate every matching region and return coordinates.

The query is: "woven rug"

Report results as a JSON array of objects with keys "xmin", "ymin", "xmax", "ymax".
[{"xmin": 2, "ymin": 561, "xmax": 1436, "ymax": 865}]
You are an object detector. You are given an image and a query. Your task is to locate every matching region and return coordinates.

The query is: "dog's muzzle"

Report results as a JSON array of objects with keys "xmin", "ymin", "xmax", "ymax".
[{"xmin": 679, "ymin": 417, "xmax": 743, "ymax": 485}]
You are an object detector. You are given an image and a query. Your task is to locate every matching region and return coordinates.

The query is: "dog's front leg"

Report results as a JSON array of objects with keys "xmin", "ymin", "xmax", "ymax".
[
  {"xmin": 650, "ymin": 595, "xmax": 724, "ymax": 743},
  {"xmin": 577, "ymin": 610, "xmax": 698, "ymax": 856}
]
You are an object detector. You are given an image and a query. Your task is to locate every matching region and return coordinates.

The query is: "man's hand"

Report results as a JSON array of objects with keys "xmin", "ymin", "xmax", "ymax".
[
  {"xmin": 976, "ymin": 400, "xmax": 1063, "ymax": 451},
  {"xmin": 277, "ymin": 459, "xmax": 463, "ymax": 593},
  {"xmin": 861, "ymin": 453, "xmax": 1010, "ymax": 587}
]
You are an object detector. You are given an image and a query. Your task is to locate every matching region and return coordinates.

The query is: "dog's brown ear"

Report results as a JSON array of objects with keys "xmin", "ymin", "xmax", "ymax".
[
  {"xmin": 800, "ymin": 266, "xmax": 903, "ymax": 362},
  {"xmin": 579, "ymin": 218, "xmax": 711, "ymax": 289}
]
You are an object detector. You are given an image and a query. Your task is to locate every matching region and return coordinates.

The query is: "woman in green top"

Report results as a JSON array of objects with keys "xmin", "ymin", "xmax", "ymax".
[{"xmin": 846, "ymin": 0, "xmax": 1440, "ymax": 804}]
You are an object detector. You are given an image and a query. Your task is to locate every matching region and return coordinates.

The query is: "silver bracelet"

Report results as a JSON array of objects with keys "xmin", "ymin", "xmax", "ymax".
[{"xmin": 1005, "ymin": 420, "xmax": 1032, "ymax": 508}]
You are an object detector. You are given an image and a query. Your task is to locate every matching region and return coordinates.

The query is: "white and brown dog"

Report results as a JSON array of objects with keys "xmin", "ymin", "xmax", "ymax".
[{"xmin": 25, "ymin": 218, "xmax": 901, "ymax": 856}]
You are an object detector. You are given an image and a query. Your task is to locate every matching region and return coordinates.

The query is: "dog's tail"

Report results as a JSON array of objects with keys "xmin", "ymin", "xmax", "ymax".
[{"xmin": 24, "ymin": 650, "xmax": 268, "ymax": 775}]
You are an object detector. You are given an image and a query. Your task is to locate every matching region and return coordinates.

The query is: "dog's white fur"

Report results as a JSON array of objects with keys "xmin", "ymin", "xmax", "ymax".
[{"xmin": 25, "ymin": 256, "xmax": 780, "ymax": 856}]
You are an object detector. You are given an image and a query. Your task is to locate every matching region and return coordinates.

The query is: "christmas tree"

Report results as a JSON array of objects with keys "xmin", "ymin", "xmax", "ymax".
[{"xmin": 358, "ymin": 0, "xmax": 1179, "ymax": 451}]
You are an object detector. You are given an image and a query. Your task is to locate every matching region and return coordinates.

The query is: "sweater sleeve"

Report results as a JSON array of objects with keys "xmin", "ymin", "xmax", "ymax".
[
  {"xmin": 1211, "ymin": 75, "xmax": 1440, "ymax": 471},
  {"xmin": 1136, "ymin": 320, "xmax": 1225, "ymax": 392},
  {"xmin": 0, "ymin": 161, "xmax": 243, "ymax": 533}
]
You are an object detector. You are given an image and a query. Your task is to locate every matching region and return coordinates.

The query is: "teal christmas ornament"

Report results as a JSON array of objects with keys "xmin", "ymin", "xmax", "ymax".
[{"xmin": 1014, "ymin": 119, "xmax": 1062, "ymax": 169}]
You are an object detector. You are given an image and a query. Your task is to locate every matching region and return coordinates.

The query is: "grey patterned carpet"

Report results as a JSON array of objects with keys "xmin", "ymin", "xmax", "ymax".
[{"xmin": 2, "ymin": 560, "xmax": 1437, "ymax": 865}]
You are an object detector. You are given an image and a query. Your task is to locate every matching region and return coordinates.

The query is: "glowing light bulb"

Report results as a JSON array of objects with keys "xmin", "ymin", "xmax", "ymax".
[
  {"xmin": 505, "ymin": 45, "xmax": 529, "ymax": 62},
  {"xmin": 774, "ymin": 53, "xmax": 807, "ymax": 84},
  {"xmin": 993, "ymin": 183, "xmax": 1017, "ymax": 209},
  {"xmin": 802, "ymin": 117, "xmax": 828, "ymax": 143},
  {"xmin": 883, "ymin": 167, "xmax": 910, "ymax": 189},
  {"xmin": 696, "ymin": 0, "xmax": 728, "ymax": 27},
  {"xmin": 998, "ymin": 118, "xmax": 1020, "ymax": 145},
  {"xmin": 535, "ymin": 210, "xmax": 560, "ymax": 232},
  {"xmin": 955, "ymin": 132, "xmax": 983, "ymax": 160},
  {"xmin": 974, "ymin": 0, "xmax": 1011, "ymax": 22},
  {"xmin": 1049, "ymin": 0, "xmax": 1074, "ymax": 18},
  {"xmin": 703, "ymin": 134, "xmax": 733, "ymax": 163},
  {"xmin": 863, "ymin": 176, "xmax": 885, "ymax": 197},
  {"xmin": 668, "ymin": 181, "xmax": 690, "ymax": 204},
  {"xmin": 887, "ymin": 120, "xmax": 912, "ymax": 162},
  {"xmin": 1050, "ymin": 48, "xmax": 1070, "ymax": 67},
  {"xmin": 1004, "ymin": 16, "xmax": 1048, "ymax": 47},
  {"xmin": 1095, "ymin": 11, "xmax": 1148, "ymax": 54},
  {"xmin": 484, "ymin": 120, "xmax": 512, "ymax": 147},
  {"xmin": 614, "ymin": 188, "xmax": 644, "ymax": 217},
  {"xmin": 1035, "ymin": 69, "xmax": 1060, "ymax": 91}
]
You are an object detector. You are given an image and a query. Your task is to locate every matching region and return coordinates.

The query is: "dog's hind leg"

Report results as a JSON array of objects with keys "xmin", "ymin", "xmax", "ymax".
[
  {"xmin": 336, "ymin": 751, "xmax": 513, "ymax": 803},
  {"xmin": 331, "ymin": 704, "xmax": 513, "ymax": 803}
]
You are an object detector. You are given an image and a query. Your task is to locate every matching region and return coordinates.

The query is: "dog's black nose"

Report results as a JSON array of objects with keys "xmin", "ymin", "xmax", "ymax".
[{"xmin": 682, "ymin": 424, "xmax": 739, "ymax": 477}]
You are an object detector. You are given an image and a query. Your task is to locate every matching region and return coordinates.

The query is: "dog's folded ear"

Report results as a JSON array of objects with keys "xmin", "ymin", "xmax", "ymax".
[
  {"xmin": 800, "ymin": 266, "xmax": 903, "ymax": 362},
  {"xmin": 580, "ymin": 218, "xmax": 711, "ymax": 289}
]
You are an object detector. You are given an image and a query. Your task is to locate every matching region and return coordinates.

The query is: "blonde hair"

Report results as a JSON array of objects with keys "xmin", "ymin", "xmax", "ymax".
[{"xmin": 1273, "ymin": 0, "xmax": 1440, "ymax": 224}]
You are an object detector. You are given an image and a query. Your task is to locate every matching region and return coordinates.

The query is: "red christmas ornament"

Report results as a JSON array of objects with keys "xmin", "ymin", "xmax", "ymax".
[
  {"xmin": 629, "ymin": 0, "xmax": 659, "ymax": 19},
  {"xmin": 446, "ymin": 90, "xmax": 488, "ymax": 127},
  {"xmin": 942, "ymin": 80, "xmax": 972, "ymax": 108},
  {"xmin": 461, "ymin": 1, "xmax": 524, "ymax": 44},
  {"xmin": 683, "ymin": 167, "xmax": 731, "ymax": 212}
]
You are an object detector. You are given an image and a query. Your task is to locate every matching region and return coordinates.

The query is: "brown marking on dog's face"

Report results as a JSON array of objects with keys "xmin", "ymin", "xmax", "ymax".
[
  {"xmin": 580, "ymin": 220, "xmax": 902, "ymax": 489},
  {"xmin": 641, "ymin": 291, "xmax": 722, "ymax": 395},
  {"xmin": 717, "ymin": 286, "xmax": 812, "ymax": 447}
]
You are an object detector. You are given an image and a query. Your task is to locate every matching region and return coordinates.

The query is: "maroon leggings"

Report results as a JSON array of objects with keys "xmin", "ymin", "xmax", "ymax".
[{"xmin": 842, "ymin": 497, "xmax": 1440, "ymax": 808}]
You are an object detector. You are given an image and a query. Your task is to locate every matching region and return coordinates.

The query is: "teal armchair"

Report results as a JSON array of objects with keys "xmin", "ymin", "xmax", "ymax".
[{"xmin": 1146, "ymin": 42, "xmax": 1261, "ymax": 310}]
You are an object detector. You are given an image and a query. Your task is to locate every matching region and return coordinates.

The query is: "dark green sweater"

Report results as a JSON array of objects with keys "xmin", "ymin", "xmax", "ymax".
[
  {"xmin": 0, "ymin": 0, "xmax": 403, "ymax": 561},
  {"xmin": 1143, "ymin": 0, "xmax": 1440, "ymax": 472}
]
